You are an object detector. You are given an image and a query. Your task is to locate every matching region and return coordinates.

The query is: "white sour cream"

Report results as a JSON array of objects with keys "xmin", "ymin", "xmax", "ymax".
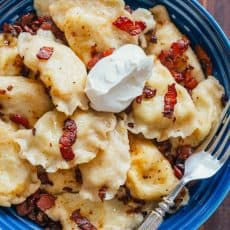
[{"xmin": 85, "ymin": 44, "xmax": 153, "ymax": 113}]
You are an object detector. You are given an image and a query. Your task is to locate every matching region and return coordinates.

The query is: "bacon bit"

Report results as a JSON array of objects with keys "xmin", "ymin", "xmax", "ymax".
[
  {"xmin": 143, "ymin": 86, "xmax": 157, "ymax": 99},
  {"xmin": 0, "ymin": 89, "xmax": 6, "ymax": 95},
  {"xmin": 174, "ymin": 165, "xmax": 184, "ymax": 179},
  {"xmin": 135, "ymin": 86, "xmax": 157, "ymax": 104},
  {"xmin": 163, "ymin": 83, "xmax": 177, "ymax": 119},
  {"xmin": 20, "ymin": 13, "xmax": 36, "ymax": 27},
  {"xmin": 159, "ymin": 38, "xmax": 198, "ymax": 91},
  {"xmin": 36, "ymin": 194, "xmax": 56, "ymax": 211},
  {"xmin": 9, "ymin": 114, "xmax": 30, "ymax": 128},
  {"xmin": 3, "ymin": 23, "xmax": 20, "ymax": 36},
  {"xmin": 36, "ymin": 47, "xmax": 54, "ymax": 60},
  {"xmin": 37, "ymin": 166, "xmax": 53, "ymax": 185},
  {"xmin": 135, "ymin": 95, "xmax": 143, "ymax": 104},
  {"xmin": 112, "ymin": 16, "xmax": 146, "ymax": 36},
  {"xmin": 195, "ymin": 45, "xmax": 213, "ymax": 76},
  {"xmin": 60, "ymin": 146, "xmax": 75, "ymax": 161},
  {"xmin": 127, "ymin": 122, "xmax": 134, "ymax": 128},
  {"xmin": 87, "ymin": 48, "xmax": 114, "ymax": 69},
  {"xmin": 16, "ymin": 190, "xmax": 61, "ymax": 229},
  {"xmin": 59, "ymin": 119, "xmax": 77, "ymax": 161},
  {"xmin": 124, "ymin": 5, "xmax": 133, "ymax": 14},
  {"xmin": 171, "ymin": 38, "xmax": 190, "ymax": 56},
  {"xmin": 71, "ymin": 209, "xmax": 97, "ymax": 230},
  {"xmin": 98, "ymin": 186, "xmax": 108, "ymax": 201},
  {"xmin": 184, "ymin": 67, "xmax": 198, "ymax": 90},
  {"xmin": 7, "ymin": 85, "xmax": 13, "ymax": 91},
  {"xmin": 176, "ymin": 145, "xmax": 192, "ymax": 161},
  {"xmin": 2, "ymin": 13, "xmax": 65, "ymax": 42},
  {"xmin": 40, "ymin": 21, "xmax": 52, "ymax": 30}
]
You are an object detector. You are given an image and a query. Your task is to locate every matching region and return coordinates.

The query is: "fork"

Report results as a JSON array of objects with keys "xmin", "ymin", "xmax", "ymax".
[{"xmin": 138, "ymin": 101, "xmax": 230, "ymax": 230}]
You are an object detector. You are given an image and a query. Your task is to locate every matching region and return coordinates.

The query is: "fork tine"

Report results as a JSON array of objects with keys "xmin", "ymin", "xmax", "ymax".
[
  {"xmin": 201, "ymin": 101, "xmax": 230, "ymax": 152},
  {"xmin": 219, "ymin": 146, "xmax": 230, "ymax": 165},
  {"xmin": 206, "ymin": 114, "xmax": 229, "ymax": 154},
  {"xmin": 213, "ymin": 129, "xmax": 230, "ymax": 159}
]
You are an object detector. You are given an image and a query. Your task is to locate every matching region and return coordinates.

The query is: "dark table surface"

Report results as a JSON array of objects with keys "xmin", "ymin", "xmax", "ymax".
[{"xmin": 198, "ymin": 1, "xmax": 229, "ymax": 230}]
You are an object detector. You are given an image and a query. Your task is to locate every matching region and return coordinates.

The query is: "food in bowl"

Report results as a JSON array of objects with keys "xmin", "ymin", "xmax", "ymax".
[{"xmin": 0, "ymin": 0, "xmax": 225, "ymax": 229}]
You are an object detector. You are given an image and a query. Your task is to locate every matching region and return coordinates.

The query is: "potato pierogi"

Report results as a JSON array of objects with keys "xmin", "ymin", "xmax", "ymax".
[{"xmin": 0, "ymin": 0, "xmax": 225, "ymax": 229}]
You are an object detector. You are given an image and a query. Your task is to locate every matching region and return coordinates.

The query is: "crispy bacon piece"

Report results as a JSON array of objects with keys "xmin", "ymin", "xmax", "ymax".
[
  {"xmin": 171, "ymin": 38, "xmax": 190, "ymax": 56},
  {"xmin": 36, "ymin": 47, "xmax": 54, "ymax": 60},
  {"xmin": 163, "ymin": 83, "xmax": 177, "ymax": 119},
  {"xmin": 176, "ymin": 145, "xmax": 192, "ymax": 161},
  {"xmin": 135, "ymin": 86, "xmax": 157, "ymax": 104},
  {"xmin": 112, "ymin": 16, "xmax": 146, "ymax": 36},
  {"xmin": 159, "ymin": 38, "xmax": 198, "ymax": 91},
  {"xmin": 0, "ymin": 89, "xmax": 6, "ymax": 95},
  {"xmin": 184, "ymin": 67, "xmax": 198, "ymax": 90},
  {"xmin": 2, "ymin": 13, "xmax": 65, "ymax": 41},
  {"xmin": 36, "ymin": 194, "xmax": 56, "ymax": 211},
  {"xmin": 9, "ymin": 114, "xmax": 30, "ymax": 128},
  {"xmin": 98, "ymin": 186, "xmax": 108, "ymax": 201},
  {"xmin": 173, "ymin": 165, "xmax": 184, "ymax": 179},
  {"xmin": 194, "ymin": 45, "xmax": 213, "ymax": 76},
  {"xmin": 135, "ymin": 95, "xmax": 143, "ymax": 104},
  {"xmin": 87, "ymin": 48, "xmax": 114, "ymax": 69},
  {"xmin": 143, "ymin": 86, "xmax": 157, "ymax": 99},
  {"xmin": 16, "ymin": 190, "xmax": 61, "ymax": 229},
  {"xmin": 71, "ymin": 209, "xmax": 97, "ymax": 230},
  {"xmin": 59, "ymin": 119, "xmax": 77, "ymax": 161}
]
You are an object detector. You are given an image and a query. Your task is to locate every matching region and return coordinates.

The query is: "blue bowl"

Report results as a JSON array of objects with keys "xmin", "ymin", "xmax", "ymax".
[{"xmin": 0, "ymin": 0, "xmax": 229, "ymax": 229}]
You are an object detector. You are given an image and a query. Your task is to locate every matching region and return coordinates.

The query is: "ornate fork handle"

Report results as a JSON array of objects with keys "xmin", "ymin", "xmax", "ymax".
[
  {"xmin": 138, "ymin": 198, "xmax": 174, "ymax": 230},
  {"xmin": 138, "ymin": 180, "xmax": 186, "ymax": 230}
]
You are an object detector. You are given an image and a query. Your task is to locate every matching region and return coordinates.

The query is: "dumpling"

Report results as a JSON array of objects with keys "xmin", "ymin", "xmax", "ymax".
[
  {"xmin": 126, "ymin": 134, "xmax": 178, "ymax": 201},
  {"xmin": 0, "ymin": 34, "xmax": 23, "ymax": 76},
  {"xmin": 0, "ymin": 127, "xmax": 40, "ymax": 207},
  {"xmin": 16, "ymin": 109, "xmax": 117, "ymax": 172},
  {"xmin": 41, "ymin": 168, "xmax": 81, "ymax": 194},
  {"xmin": 18, "ymin": 32, "xmax": 88, "ymax": 115},
  {"xmin": 49, "ymin": 0, "xmax": 138, "ymax": 64},
  {"xmin": 0, "ymin": 76, "xmax": 53, "ymax": 128},
  {"xmin": 34, "ymin": 0, "xmax": 55, "ymax": 16},
  {"xmin": 171, "ymin": 76, "xmax": 224, "ymax": 147},
  {"xmin": 41, "ymin": 163, "xmax": 143, "ymax": 229},
  {"xmin": 146, "ymin": 5, "xmax": 205, "ymax": 82},
  {"xmin": 79, "ymin": 119, "xmax": 130, "ymax": 201},
  {"xmin": 45, "ymin": 193, "xmax": 143, "ymax": 230},
  {"xmin": 0, "ymin": 118, "xmax": 17, "ymax": 131},
  {"xmin": 126, "ymin": 57, "xmax": 198, "ymax": 141}
]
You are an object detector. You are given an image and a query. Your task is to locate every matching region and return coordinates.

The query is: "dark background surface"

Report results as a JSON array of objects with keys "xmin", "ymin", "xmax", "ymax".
[{"xmin": 199, "ymin": 0, "xmax": 229, "ymax": 229}]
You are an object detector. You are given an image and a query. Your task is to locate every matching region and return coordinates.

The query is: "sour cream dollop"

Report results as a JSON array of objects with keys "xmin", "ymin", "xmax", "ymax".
[{"xmin": 85, "ymin": 44, "xmax": 153, "ymax": 113}]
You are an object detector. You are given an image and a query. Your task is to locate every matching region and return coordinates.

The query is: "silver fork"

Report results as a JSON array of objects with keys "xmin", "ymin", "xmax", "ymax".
[{"xmin": 138, "ymin": 101, "xmax": 230, "ymax": 230}]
